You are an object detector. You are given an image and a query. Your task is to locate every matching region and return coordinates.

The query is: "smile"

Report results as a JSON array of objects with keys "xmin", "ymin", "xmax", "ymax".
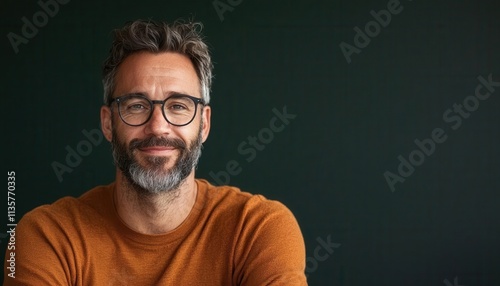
[{"xmin": 137, "ymin": 146, "xmax": 178, "ymax": 155}]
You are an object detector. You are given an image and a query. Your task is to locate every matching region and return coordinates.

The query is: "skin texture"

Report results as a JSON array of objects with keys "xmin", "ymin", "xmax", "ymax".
[{"xmin": 100, "ymin": 51, "xmax": 211, "ymax": 235}]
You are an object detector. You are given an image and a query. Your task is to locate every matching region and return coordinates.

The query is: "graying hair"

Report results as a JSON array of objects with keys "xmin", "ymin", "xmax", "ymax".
[{"xmin": 102, "ymin": 19, "xmax": 213, "ymax": 105}]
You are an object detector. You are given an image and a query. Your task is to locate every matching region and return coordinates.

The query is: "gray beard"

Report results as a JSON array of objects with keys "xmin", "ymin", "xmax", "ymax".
[{"xmin": 111, "ymin": 123, "xmax": 203, "ymax": 197}]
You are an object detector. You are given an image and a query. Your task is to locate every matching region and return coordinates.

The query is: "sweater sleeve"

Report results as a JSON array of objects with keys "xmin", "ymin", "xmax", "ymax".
[
  {"xmin": 3, "ymin": 206, "xmax": 74, "ymax": 286},
  {"xmin": 233, "ymin": 196, "xmax": 307, "ymax": 286}
]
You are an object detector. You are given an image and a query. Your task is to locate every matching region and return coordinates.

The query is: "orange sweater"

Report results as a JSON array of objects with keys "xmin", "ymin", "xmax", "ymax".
[{"xmin": 4, "ymin": 179, "xmax": 307, "ymax": 285}]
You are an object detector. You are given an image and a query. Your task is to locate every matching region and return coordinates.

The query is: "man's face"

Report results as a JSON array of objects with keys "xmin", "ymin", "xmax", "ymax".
[{"xmin": 100, "ymin": 51, "xmax": 211, "ymax": 194}]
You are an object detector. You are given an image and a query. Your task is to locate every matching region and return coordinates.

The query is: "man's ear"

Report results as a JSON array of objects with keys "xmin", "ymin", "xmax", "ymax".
[
  {"xmin": 100, "ymin": 105, "xmax": 113, "ymax": 142},
  {"xmin": 201, "ymin": 105, "xmax": 211, "ymax": 143}
]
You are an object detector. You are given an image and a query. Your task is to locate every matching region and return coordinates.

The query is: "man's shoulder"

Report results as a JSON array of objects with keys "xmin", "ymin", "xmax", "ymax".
[
  {"xmin": 20, "ymin": 183, "xmax": 114, "ymax": 227},
  {"xmin": 196, "ymin": 179, "xmax": 293, "ymax": 218},
  {"xmin": 195, "ymin": 179, "xmax": 306, "ymax": 283}
]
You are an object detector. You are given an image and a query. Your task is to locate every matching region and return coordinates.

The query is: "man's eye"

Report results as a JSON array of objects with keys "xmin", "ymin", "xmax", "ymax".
[
  {"xmin": 130, "ymin": 104, "xmax": 145, "ymax": 109},
  {"xmin": 171, "ymin": 104, "xmax": 187, "ymax": 110},
  {"xmin": 126, "ymin": 103, "xmax": 149, "ymax": 112},
  {"xmin": 166, "ymin": 101, "xmax": 189, "ymax": 111}
]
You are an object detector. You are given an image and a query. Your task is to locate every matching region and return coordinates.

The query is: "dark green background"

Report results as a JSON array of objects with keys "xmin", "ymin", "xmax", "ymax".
[{"xmin": 2, "ymin": 0, "xmax": 499, "ymax": 285}]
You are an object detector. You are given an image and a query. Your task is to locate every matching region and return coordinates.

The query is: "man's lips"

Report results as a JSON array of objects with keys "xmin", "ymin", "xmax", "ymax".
[{"xmin": 137, "ymin": 146, "xmax": 177, "ymax": 154}]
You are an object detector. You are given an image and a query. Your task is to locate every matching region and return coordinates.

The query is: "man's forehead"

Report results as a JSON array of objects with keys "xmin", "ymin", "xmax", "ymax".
[
  {"xmin": 114, "ymin": 52, "xmax": 200, "ymax": 97},
  {"xmin": 119, "ymin": 52, "xmax": 197, "ymax": 77}
]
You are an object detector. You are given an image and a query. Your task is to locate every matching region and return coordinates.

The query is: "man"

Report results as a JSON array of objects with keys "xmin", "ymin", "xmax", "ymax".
[{"xmin": 4, "ymin": 20, "xmax": 306, "ymax": 285}]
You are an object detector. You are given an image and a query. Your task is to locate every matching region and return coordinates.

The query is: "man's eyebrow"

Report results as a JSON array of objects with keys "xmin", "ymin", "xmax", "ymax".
[
  {"xmin": 118, "ymin": 91, "xmax": 195, "ymax": 99},
  {"xmin": 164, "ymin": 91, "xmax": 195, "ymax": 97},
  {"xmin": 117, "ymin": 92, "xmax": 147, "ymax": 97}
]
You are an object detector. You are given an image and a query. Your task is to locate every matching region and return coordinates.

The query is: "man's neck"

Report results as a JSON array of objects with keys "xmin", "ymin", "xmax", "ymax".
[{"xmin": 114, "ymin": 171, "xmax": 198, "ymax": 235}]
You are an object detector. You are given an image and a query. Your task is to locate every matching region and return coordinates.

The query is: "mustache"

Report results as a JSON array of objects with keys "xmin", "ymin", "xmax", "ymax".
[{"xmin": 129, "ymin": 136, "xmax": 186, "ymax": 151}]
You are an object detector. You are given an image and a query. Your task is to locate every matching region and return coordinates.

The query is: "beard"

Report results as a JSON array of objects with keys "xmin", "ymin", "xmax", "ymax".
[{"xmin": 110, "ymin": 122, "xmax": 203, "ymax": 196}]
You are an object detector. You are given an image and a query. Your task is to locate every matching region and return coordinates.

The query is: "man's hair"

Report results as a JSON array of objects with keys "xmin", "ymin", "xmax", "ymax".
[{"xmin": 102, "ymin": 19, "xmax": 213, "ymax": 105}]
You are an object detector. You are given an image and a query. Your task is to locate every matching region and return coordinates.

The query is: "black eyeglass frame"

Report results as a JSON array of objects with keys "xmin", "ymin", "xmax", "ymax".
[{"xmin": 108, "ymin": 93, "xmax": 207, "ymax": 127}]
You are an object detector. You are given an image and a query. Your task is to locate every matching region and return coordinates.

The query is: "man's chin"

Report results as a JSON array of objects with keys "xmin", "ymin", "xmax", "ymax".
[
  {"xmin": 135, "ymin": 153, "xmax": 174, "ymax": 168},
  {"xmin": 134, "ymin": 159, "xmax": 182, "ymax": 177}
]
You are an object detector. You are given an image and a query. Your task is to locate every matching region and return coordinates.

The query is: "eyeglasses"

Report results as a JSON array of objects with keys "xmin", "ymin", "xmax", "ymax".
[{"xmin": 109, "ymin": 93, "xmax": 206, "ymax": 127}]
